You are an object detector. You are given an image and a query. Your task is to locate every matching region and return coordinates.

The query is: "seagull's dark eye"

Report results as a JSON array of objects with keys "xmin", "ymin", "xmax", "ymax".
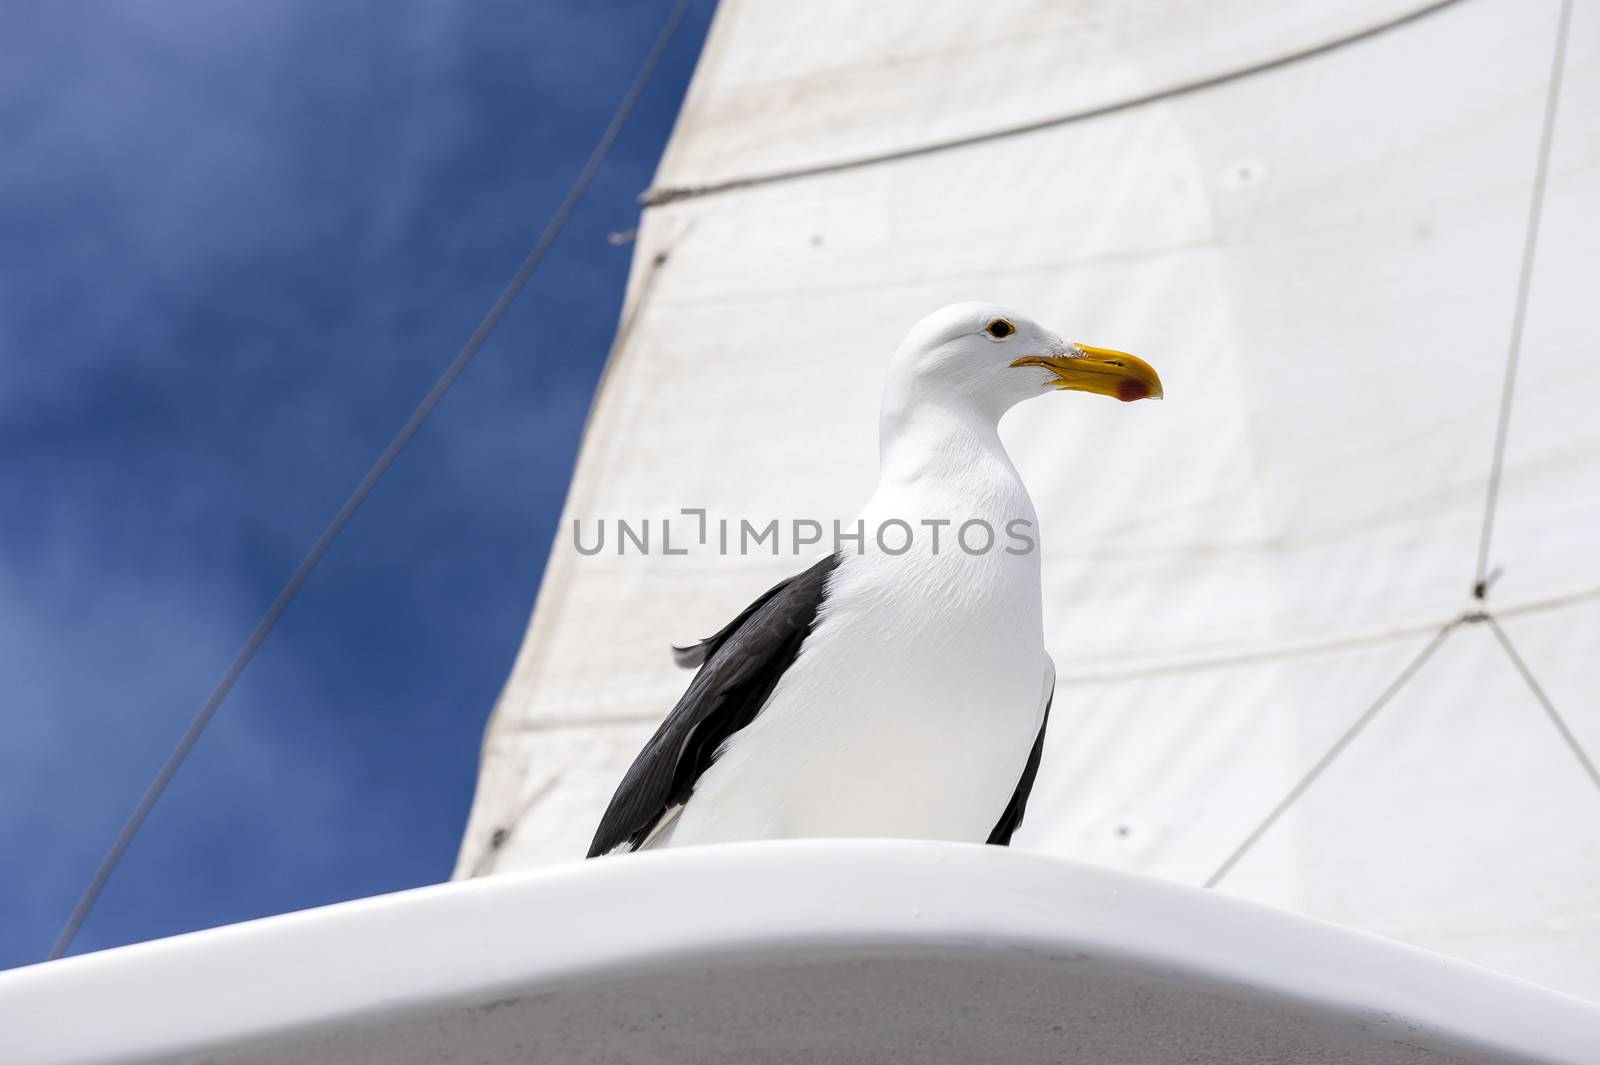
[{"xmin": 985, "ymin": 319, "xmax": 1015, "ymax": 339}]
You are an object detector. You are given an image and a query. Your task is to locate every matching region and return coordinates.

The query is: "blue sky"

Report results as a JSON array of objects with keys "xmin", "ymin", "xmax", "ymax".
[{"xmin": 0, "ymin": 0, "xmax": 713, "ymax": 968}]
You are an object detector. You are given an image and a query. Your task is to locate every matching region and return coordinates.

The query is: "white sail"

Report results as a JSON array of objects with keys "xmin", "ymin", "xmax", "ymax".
[{"xmin": 458, "ymin": 0, "xmax": 1600, "ymax": 1001}]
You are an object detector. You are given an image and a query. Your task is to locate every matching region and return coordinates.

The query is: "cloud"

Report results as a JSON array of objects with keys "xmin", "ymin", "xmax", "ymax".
[{"xmin": 0, "ymin": 0, "xmax": 711, "ymax": 966}]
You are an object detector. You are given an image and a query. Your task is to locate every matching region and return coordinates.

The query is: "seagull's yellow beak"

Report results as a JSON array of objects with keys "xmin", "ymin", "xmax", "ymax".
[{"xmin": 1012, "ymin": 344, "xmax": 1163, "ymax": 403}]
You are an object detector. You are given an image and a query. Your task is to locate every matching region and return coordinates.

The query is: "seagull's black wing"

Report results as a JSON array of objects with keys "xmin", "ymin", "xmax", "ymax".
[
  {"xmin": 588, "ymin": 553, "xmax": 841, "ymax": 858},
  {"xmin": 987, "ymin": 672, "xmax": 1053, "ymax": 846}
]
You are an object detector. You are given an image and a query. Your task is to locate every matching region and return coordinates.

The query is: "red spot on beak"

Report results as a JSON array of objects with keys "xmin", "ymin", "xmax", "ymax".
[{"xmin": 1117, "ymin": 379, "xmax": 1151, "ymax": 403}]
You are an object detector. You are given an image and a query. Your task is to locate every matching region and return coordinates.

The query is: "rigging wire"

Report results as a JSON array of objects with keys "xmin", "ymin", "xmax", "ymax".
[
  {"xmin": 1486, "ymin": 615, "xmax": 1600, "ymax": 799},
  {"xmin": 1203, "ymin": 621, "xmax": 1459, "ymax": 889},
  {"xmin": 1209, "ymin": 0, "xmax": 1580, "ymax": 895},
  {"xmin": 1473, "ymin": 0, "xmax": 1574, "ymax": 593},
  {"xmin": 47, "ymin": 0, "xmax": 695, "ymax": 963}
]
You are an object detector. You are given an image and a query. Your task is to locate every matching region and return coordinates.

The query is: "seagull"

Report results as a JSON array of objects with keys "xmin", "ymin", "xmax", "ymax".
[{"xmin": 589, "ymin": 303, "xmax": 1162, "ymax": 856}]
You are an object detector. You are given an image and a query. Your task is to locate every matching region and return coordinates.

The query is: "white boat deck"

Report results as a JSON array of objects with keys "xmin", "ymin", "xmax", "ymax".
[{"xmin": 4, "ymin": 841, "xmax": 1597, "ymax": 1064}]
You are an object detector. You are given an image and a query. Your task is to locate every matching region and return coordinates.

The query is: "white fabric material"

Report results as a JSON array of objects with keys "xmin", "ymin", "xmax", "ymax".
[{"xmin": 458, "ymin": 0, "xmax": 1600, "ymax": 1001}]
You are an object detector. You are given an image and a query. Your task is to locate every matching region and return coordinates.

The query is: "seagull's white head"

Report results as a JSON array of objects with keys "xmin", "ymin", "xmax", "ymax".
[{"xmin": 884, "ymin": 302, "xmax": 1162, "ymax": 425}]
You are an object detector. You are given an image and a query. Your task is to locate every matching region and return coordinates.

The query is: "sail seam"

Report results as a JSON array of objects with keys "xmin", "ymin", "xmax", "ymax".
[
  {"xmin": 499, "ymin": 581, "xmax": 1600, "ymax": 731},
  {"xmin": 641, "ymin": 0, "xmax": 1466, "ymax": 207},
  {"xmin": 1057, "ymin": 579, "xmax": 1600, "ymax": 686}
]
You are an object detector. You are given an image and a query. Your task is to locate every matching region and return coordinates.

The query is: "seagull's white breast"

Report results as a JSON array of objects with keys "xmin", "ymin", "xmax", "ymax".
[{"xmin": 661, "ymin": 452, "xmax": 1049, "ymax": 847}]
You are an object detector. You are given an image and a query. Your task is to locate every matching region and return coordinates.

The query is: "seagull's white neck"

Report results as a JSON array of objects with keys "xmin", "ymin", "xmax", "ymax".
[
  {"xmin": 876, "ymin": 382, "xmax": 1019, "ymax": 494},
  {"xmin": 862, "ymin": 374, "xmax": 1042, "ymax": 584}
]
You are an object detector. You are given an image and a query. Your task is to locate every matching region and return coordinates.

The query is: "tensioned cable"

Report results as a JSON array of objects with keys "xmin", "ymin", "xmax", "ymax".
[
  {"xmin": 1472, "ymin": 0, "xmax": 1574, "ymax": 594},
  {"xmin": 642, "ymin": 0, "xmax": 1464, "ymax": 206},
  {"xmin": 1207, "ymin": 0, "xmax": 1578, "ymax": 894},
  {"xmin": 1204, "ymin": 621, "xmax": 1459, "ymax": 889},
  {"xmin": 47, "ymin": 0, "xmax": 695, "ymax": 963},
  {"xmin": 1486, "ymin": 615, "xmax": 1600, "ymax": 799}
]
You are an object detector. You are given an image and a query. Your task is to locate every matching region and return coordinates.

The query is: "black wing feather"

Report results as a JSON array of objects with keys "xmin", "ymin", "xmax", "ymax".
[
  {"xmin": 588, "ymin": 553, "xmax": 840, "ymax": 857},
  {"xmin": 669, "ymin": 567, "xmax": 812, "ymax": 669},
  {"xmin": 986, "ymin": 682, "xmax": 1052, "ymax": 846}
]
